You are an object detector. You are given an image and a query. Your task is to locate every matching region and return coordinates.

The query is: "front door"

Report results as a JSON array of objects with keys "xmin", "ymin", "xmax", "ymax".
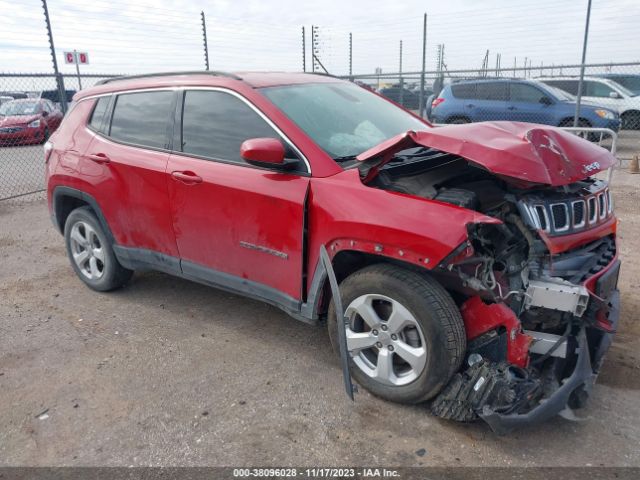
[
  {"xmin": 167, "ymin": 89, "xmax": 310, "ymax": 303},
  {"xmin": 506, "ymin": 83, "xmax": 555, "ymax": 124}
]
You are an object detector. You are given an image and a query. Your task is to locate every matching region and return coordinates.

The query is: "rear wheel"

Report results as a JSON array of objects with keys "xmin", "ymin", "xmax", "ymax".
[
  {"xmin": 447, "ymin": 117, "xmax": 470, "ymax": 124},
  {"xmin": 328, "ymin": 264, "xmax": 466, "ymax": 404},
  {"xmin": 64, "ymin": 207, "xmax": 133, "ymax": 291},
  {"xmin": 621, "ymin": 111, "xmax": 640, "ymax": 130},
  {"xmin": 559, "ymin": 118, "xmax": 596, "ymax": 141}
]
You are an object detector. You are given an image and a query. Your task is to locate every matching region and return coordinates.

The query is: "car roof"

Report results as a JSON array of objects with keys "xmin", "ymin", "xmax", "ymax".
[
  {"xmin": 538, "ymin": 76, "xmax": 612, "ymax": 81},
  {"xmin": 448, "ymin": 78, "xmax": 539, "ymax": 86},
  {"xmin": 6, "ymin": 98, "xmax": 40, "ymax": 103},
  {"xmin": 75, "ymin": 71, "xmax": 343, "ymax": 101},
  {"xmin": 595, "ymin": 73, "xmax": 638, "ymax": 77}
]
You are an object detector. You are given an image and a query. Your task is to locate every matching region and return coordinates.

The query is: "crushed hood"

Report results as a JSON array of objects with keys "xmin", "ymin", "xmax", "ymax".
[{"xmin": 356, "ymin": 121, "xmax": 617, "ymax": 187}]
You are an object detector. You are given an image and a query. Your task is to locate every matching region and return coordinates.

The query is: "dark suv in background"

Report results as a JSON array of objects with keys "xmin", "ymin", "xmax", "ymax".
[{"xmin": 430, "ymin": 78, "xmax": 620, "ymax": 131}]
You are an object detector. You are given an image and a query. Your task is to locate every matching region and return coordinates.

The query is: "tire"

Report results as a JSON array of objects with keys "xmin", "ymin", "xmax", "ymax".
[
  {"xmin": 559, "ymin": 118, "xmax": 596, "ymax": 141},
  {"xmin": 621, "ymin": 111, "xmax": 640, "ymax": 130},
  {"xmin": 41, "ymin": 127, "xmax": 50, "ymax": 144},
  {"xmin": 328, "ymin": 264, "xmax": 466, "ymax": 404},
  {"xmin": 64, "ymin": 206, "xmax": 133, "ymax": 291},
  {"xmin": 447, "ymin": 117, "xmax": 470, "ymax": 124}
]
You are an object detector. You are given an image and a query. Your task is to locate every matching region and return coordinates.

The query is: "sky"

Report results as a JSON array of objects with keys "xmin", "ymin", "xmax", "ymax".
[{"xmin": 1, "ymin": 0, "xmax": 640, "ymax": 83}]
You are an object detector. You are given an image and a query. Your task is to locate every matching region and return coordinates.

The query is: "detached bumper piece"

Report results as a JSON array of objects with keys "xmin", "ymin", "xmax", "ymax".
[
  {"xmin": 432, "ymin": 310, "xmax": 620, "ymax": 435},
  {"xmin": 479, "ymin": 328, "xmax": 594, "ymax": 435}
]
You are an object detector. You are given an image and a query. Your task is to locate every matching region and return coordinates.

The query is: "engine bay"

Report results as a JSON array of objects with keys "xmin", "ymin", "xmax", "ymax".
[{"xmin": 366, "ymin": 146, "xmax": 620, "ymax": 432}]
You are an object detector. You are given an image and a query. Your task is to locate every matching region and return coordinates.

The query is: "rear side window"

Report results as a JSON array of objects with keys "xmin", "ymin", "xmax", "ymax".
[
  {"xmin": 451, "ymin": 83, "xmax": 477, "ymax": 99},
  {"xmin": 89, "ymin": 97, "xmax": 109, "ymax": 131},
  {"xmin": 510, "ymin": 84, "xmax": 547, "ymax": 103},
  {"xmin": 181, "ymin": 90, "xmax": 287, "ymax": 165},
  {"xmin": 109, "ymin": 91, "xmax": 174, "ymax": 149},
  {"xmin": 476, "ymin": 82, "xmax": 508, "ymax": 100}
]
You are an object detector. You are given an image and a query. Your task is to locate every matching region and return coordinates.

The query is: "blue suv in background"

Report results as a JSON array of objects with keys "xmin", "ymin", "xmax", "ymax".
[{"xmin": 430, "ymin": 78, "xmax": 620, "ymax": 131}]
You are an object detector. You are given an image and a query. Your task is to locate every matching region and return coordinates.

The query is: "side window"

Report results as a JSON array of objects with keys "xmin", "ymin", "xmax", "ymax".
[
  {"xmin": 510, "ymin": 84, "xmax": 546, "ymax": 103},
  {"xmin": 476, "ymin": 82, "xmax": 508, "ymax": 101},
  {"xmin": 585, "ymin": 81, "xmax": 615, "ymax": 98},
  {"xmin": 109, "ymin": 91, "xmax": 174, "ymax": 149},
  {"xmin": 181, "ymin": 90, "xmax": 298, "ymax": 167},
  {"xmin": 451, "ymin": 83, "xmax": 477, "ymax": 99},
  {"xmin": 89, "ymin": 96, "xmax": 110, "ymax": 131},
  {"xmin": 547, "ymin": 80, "xmax": 579, "ymax": 95}
]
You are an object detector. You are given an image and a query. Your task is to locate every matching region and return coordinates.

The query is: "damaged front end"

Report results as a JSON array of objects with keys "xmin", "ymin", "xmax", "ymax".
[{"xmin": 359, "ymin": 122, "xmax": 621, "ymax": 433}]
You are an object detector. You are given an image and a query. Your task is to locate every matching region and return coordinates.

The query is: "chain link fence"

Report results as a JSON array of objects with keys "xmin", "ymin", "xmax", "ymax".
[
  {"xmin": 0, "ymin": 73, "xmax": 117, "ymax": 200},
  {"xmin": 2, "ymin": 0, "xmax": 640, "ymax": 200},
  {"xmin": 2, "ymin": 65, "xmax": 639, "ymax": 201}
]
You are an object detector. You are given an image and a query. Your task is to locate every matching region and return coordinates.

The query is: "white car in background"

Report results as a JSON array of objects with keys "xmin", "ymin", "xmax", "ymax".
[{"xmin": 539, "ymin": 76, "xmax": 640, "ymax": 129}]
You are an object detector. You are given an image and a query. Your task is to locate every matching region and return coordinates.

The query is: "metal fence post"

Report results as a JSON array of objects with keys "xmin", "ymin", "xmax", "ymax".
[
  {"xmin": 201, "ymin": 11, "xmax": 210, "ymax": 70},
  {"xmin": 574, "ymin": 0, "xmax": 593, "ymax": 127},
  {"xmin": 41, "ymin": 0, "xmax": 67, "ymax": 113},
  {"xmin": 418, "ymin": 13, "xmax": 427, "ymax": 118},
  {"xmin": 74, "ymin": 50, "xmax": 82, "ymax": 90},
  {"xmin": 302, "ymin": 26, "xmax": 306, "ymax": 72},
  {"xmin": 311, "ymin": 25, "xmax": 316, "ymax": 73},
  {"xmin": 349, "ymin": 32, "xmax": 353, "ymax": 80},
  {"xmin": 399, "ymin": 40, "xmax": 404, "ymax": 106}
]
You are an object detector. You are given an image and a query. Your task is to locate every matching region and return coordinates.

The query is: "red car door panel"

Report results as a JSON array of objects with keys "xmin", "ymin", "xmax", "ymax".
[
  {"xmin": 85, "ymin": 135, "xmax": 177, "ymax": 256},
  {"xmin": 79, "ymin": 90, "xmax": 179, "ymax": 257},
  {"xmin": 167, "ymin": 155, "xmax": 309, "ymax": 300}
]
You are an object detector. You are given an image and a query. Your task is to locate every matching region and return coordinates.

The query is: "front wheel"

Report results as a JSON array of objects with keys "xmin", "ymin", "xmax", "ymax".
[
  {"xmin": 328, "ymin": 264, "xmax": 466, "ymax": 404},
  {"xmin": 622, "ymin": 111, "xmax": 640, "ymax": 130}
]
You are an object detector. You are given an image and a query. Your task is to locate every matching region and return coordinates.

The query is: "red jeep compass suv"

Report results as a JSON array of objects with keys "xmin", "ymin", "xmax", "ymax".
[{"xmin": 46, "ymin": 72, "xmax": 621, "ymax": 433}]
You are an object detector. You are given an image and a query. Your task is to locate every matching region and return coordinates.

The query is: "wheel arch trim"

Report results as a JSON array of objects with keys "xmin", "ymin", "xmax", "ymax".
[
  {"xmin": 52, "ymin": 186, "xmax": 114, "ymax": 243},
  {"xmin": 300, "ymin": 244, "xmax": 437, "ymax": 321}
]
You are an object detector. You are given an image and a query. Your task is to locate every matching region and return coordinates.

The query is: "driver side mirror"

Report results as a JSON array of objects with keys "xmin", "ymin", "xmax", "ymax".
[
  {"xmin": 42, "ymin": 110, "xmax": 49, "ymax": 117},
  {"xmin": 240, "ymin": 137, "xmax": 296, "ymax": 170},
  {"xmin": 539, "ymin": 96, "xmax": 553, "ymax": 106},
  {"xmin": 609, "ymin": 91, "xmax": 621, "ymax": 99}
]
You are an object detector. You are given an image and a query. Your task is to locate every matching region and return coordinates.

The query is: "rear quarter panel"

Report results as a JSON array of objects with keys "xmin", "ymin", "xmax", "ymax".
[{"xmin": 46, "ymin": 99, "xmax": 97, "ymax": 214}]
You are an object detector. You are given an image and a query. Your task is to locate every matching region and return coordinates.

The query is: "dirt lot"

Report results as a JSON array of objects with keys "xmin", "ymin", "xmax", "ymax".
[{"xmin": 0, "ymin": 168, "xmax": 639, "ymax": 468}]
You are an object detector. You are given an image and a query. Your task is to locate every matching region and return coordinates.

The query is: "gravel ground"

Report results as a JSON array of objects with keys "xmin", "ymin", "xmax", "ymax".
[{"xmin": 0, "ymin": 168, "xmax": 639, "ymax": 467}]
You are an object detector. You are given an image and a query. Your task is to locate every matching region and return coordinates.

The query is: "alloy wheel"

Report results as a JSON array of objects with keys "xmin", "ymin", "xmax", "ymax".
[
  {"xmin": 344, "ymin": 294, "xmax": 427, "ymax": 386},
  {"xmin": 69, "ymin": 221, "xmax": 106, "ymax": 280}
]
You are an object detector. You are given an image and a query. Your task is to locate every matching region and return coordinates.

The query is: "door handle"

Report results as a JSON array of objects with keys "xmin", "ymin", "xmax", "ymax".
[
  {"xmin": 171, "ymin": 170, "xmax": 203, "ymax": 184},
  {"xmin": 466, "ymin": 104, "xmax": 475, "ymax": 108},
  {"xmin": 507, "ymin": 106, "xmax": 516, "ymax": 110},
  {"xmin": 87, "ymin": 153, "xmax": 111, "ymax": 164}
]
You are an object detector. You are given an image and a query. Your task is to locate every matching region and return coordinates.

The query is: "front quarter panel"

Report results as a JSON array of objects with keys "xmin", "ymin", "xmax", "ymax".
[{"xmin": 307, "ymin": 168, "xmax": 499, "ymax": 282}]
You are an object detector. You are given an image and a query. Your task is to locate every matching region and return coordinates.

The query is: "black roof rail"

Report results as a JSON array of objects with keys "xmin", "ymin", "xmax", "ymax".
[{"xmin": 95, "ymin": 70, "xmax": 242, "ymax": 86}]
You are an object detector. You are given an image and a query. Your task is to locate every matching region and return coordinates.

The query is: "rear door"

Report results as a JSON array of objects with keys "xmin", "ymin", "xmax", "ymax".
[
  {"xmin": 83, "ymin": 90, "xmax": 179, "ymax": 260},
  {"xmin": 167, "ymin": 89, "xmax": 310, "ymax": 302},
  {"xmin": 470, "ymin": 82, "xmax": 509, "ymax": 121},
  {"xmin": 506, "ymin": 83, "xmax": 555, "ymax": 124}
]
